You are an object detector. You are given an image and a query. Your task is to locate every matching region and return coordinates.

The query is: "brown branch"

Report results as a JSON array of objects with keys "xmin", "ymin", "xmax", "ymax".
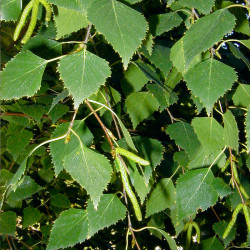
[
  {"xmin": 0, "ymin": 112, "xmax": 68, "ymax": 123},
  {"xmin": 229, "ymin": 148, "xmax": 245, "ymax": 203},
  {"xmin": 211, "ymin": 206, "xmax": 221, "ymax": 221},
  {"xmin": 84, "ymin": 100, "xmax": 114, "ymax": 149}
]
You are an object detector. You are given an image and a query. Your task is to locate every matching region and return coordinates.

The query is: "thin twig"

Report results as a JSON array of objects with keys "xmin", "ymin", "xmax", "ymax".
[
  {"xmin": 84, "ymin": 100, "xmax": 114, "ymax": 149},
  {"xmin": 104, "ymin": 86, "xmax": 122, "ymax": 140},
  {"xmin": 6, "ymin": 236, "xmax": 12, "ymax": 250},
  {"xmin": 211, "ymin": 206, "xmax": 221, "ymax": 221}
]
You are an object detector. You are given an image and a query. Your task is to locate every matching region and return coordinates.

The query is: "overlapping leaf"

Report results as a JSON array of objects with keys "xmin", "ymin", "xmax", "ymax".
[
  {"xmin": 149, "ymin": 12, "xmax": 183, "ymax": 36},
  {"xmin": 223, "ymin": 110, "xmax": 239, "ymax": 151},
  {"xmin": 0, "ymin": 211, "xmax": 16, "ymax": 236},
  {"xmin": 87, "ymin": 194, "xmax": 126, "ymax": 237},
  {"xmin": 126, "ymin": 91, "xmax": 159, "ymax": 128},
  {"xmin": 176, "ymin": 168, "xmax": 218, "ymax": 220},
  {"xmin": 63, "ymin": 144, "xmax": 112, "ymax": 208},
  {"xmin": 184, "ymin": 58, "xmax": 237, "ymax": 114},
  {"xmin": 192, "ymin": 117, "xmax": 225, "ymax": 155},
  {"xmin": 88, "ymin": 0, "xmax": 148, "ymax": 69},
  {"xmin": 178, "ymin": 0, "xmax": 215, "ymax": 14},
  {"xmin": 233, "ymin": 83, "xmax": 250, "ymax": 107},
  {"xmin": 54, "ymin": 6, "xmax": 88, "ymax": 39},
  {"xmin": 58, "ymin": 49, "xmax": 111, "ymax": 108},
  {"xmin": 50, "ymin": 120, "xmax": 93, "ymax": 176},
  {"xmin": 167, "ymin": 121, "xmax": 201, "ymax": 160},
  {"xmin": 47, "ymin": 208, "xmax": 88, "ymax": 250},
  {"xmin": 1, "ymin": 0, "xmax": 21, "ymax": 21},
  {"xmin": 146, "ymin": 178, "xmax": 176, "ymax": 218},
  {"xmin": 170, "ymin": 9, "xmax": 236, "ymax": 73},
  {"xmin": 1, "ymin": 51, "xmax": 47, "ymax": 100}
]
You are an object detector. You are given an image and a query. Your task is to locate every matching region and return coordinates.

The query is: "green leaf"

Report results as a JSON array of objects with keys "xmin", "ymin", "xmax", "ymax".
[
  {"xmin": 51, "ymin": 194, "xmax": 71, "ymax": 208},
  {"xmin": 192, "ymin": 117, "xmax": 225, "ymax": 155},
  {"xmin": 0, "ymin": 211, "xmax": 16, "ymax": 236},
  {"xmin": 54, "ymin": 6, "xmax": 88, "ymax": 39},
  {"xmin": 88, "ymin": 0, "xmax": 148, "ymax": 69},
  {"xmin": 48, "ymin": 89, "xmax": 69, "ymax": 113},
  {"xmin": 58, "ymin": 49, "xmax": 111, "ymax": 108},
  {"xmin": 174, "ymin": 151, "xmax": 190, "ymax": 169},
  {"xmin": 133, "ymin": 171, "xmax": 153, "ymax": 204},
  {"xmin": 149, "ymin": 12, "xmax": 183, "ymax": 36},
  {"xmin": 176, "ymin": 168, "xmax": 218, "ymax": 220},
  {"xmin": 184, "ymin": 58, "xmax": 237, "ymax": 114},
  {"xmin": 191, "ymin": 94, "xmax": 204, "ymax": 114},
  {"xmin": 121, "ymin": 63, "xmax": 148, "ymax": 96},
  {"xmin": 146, "ymin": 40, "xmax": 173, "ymax": 77},
  {"xmin": 7, "ymin": 129, "xmax": 33, "ymax": 160},
  {"xmin": 147, "ymin": 227, "xmax": 178, "ymax": 250},
  {"xmin": 23, "ymin": 206, "xmax": 42, "ymax": 229},
  {"xmin": 170, "ymin": 9, "xmax": 236, "ymax": 73},
  {"xmin": 0, "ymin": 51, "xmax": 47, "ymax": 100},
  {"xmin": 178, "ymin": 0, "xmax": 215, "ymax": 14},
  {"xmin": 212, "ymin": 178, "xmax": 232, "ymax": 199},
  {"xmin": 202, "ymin": 236, "xmax": 224, "ymax": 250},
  {"xmin": 126, "ymin": 92, "xmax": 159, "ymax": 128},
  {"xmin": 1, "ymin": 0, "xmax": 21, "ymax": 21},
  {"xmin": 7, "ymin": 176, "xmax": 42, "ymax": 201},
  {"xmin": 19, "ymin": 105, "xmax": 45, "ymax": 123},
  {"xmin": 50, "ymin": 120, "xmax": 93, "ymax": 176},
  {"xmin": 0, "ymin": 169, "xmax": 13, "ymax": 186},
  {"xmin": 63, "ymin": 144, "xmax": 112, "ymax": 208},
  {"xmin": 170, "ymin": 205, "xmax": 185, "ymax": 236},
  {"xmin": 189, "ymin": 148, "xmax": 226, "ymax": 170},
  {"xmin": 9, "ymin": 158, "xmax": 28, "ymax": 188},
  {"xmin": 132, "ymin": 136, "xmax": 164, "ymax": 184},
  {"xmin": 48, "ymin": 0, "xmax": 90, "ymax": 12},
  {"xmin": 228, "ymin": 42, "xmax": 250, "ymax": 69},
  {"xmin": 124, "ymin": 0, "xmax": 142, "ymax": 4},
  {"xmin": 87, "ymin": 194, "xmax": 127, "ymax": 237},
  {"xmin": 48, "ymin": 103, "xmax": 69, "ymax": 123},
  {"xmin": 246, "ymin": 108, "xmax": 250, "ymax": 153},
  {"xmin": 213, "ymin": 221, "xmax": 236, "ymax": 247},
  {"xmin": 233, "ymin": 83, "xmax": 250, "ymax": 108},
  {"xmin": 47, "ymin": 208, "xmax": 88, "ymax": 250},
  {"xmin": 146, "ymin": 178, "xmax": 176, "ymax": 218},
  {"xmin": 22, "ymin": 34, "xmax": 62, "ymax": 59},
  {"xmin": 223, "ymin": 110, "xmax": 239, "ymax": 151},
  {"xmin": 167, "ymin": 121, "xmax": 201, "ymax": 161}
]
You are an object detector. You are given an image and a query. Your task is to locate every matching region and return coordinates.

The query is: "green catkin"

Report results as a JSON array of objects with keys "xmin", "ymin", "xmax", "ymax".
[
  {"xmin": 186, "ymin": 223, "xmax": 193, "ymax": 249},
  {"xmin": 223, "ymin": 203, "xmax": 243, "ymax": 239},
  {"xmin": 221, "ymin": 158, "xmax": 230, "ymax": 173},
  {"xmin": 21, "ymin": 0, "xmax": 40, "ymax": 44},
  {"xmin": 243, "ymin": 204, "xmax": 250, "ymax": 233},
  {"xmin": 13, "ymin": 0, "xmax": 35, "ymax": 41},
  {"xmin": 232, "ymin": 162, "xmax": 240, "ymax": 184},
  {"xmin": 239, "ymin": 185, "xmax": 250, "ymax": 200},
  {"xmin": 116, "ymin": 156, "xmax": 142, "ymax": 221},
  {"xmin": 39, "ymin": 0, "xmax": 52, "ymax": 21},
  {"xmin": 115, "ymin": 147, "xmax": 150, "ymax": 166},
  {"xmin": 191, "ymin": 222, "xmax": 201, "ymax": 244}
]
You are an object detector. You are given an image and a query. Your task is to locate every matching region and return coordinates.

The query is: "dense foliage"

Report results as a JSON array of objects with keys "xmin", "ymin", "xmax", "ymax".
[{"xmin": 1, "ymin": 0, "xmax": 250, "ymax": 249}]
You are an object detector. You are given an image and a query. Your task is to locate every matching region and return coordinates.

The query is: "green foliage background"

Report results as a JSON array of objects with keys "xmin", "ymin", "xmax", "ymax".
[{"xmin": 0, "ymin": 0, "xmax": 250, "ymax": 249}]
